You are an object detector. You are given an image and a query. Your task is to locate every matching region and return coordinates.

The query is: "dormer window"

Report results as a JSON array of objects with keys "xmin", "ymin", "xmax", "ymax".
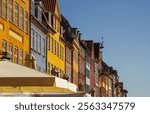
[
  {"xmin": 38, "ymin": 6, "xmax": 42, "ymax": 22},
  {"xmin": 31, "ymin": 0, "xmax": 35, "ymax": 15},
  {"xmin": 35, "ymin": 4, "xmax": 42, "ymax": 22}
]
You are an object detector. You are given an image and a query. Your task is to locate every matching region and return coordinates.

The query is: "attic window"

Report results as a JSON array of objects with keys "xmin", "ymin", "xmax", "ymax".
[{"xmin": 31, "ymin": 0, "xmax": 35, "ymax": 15}]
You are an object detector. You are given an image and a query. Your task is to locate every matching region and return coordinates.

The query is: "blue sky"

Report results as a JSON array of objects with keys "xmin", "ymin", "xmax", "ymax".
[{"xmin": 59, "ymin": 0, "xmax": 150, "ymax": 97}]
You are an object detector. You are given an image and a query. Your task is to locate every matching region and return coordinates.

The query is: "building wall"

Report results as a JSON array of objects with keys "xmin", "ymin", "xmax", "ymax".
[
  {"xmin": 95, "ymin": 61, "xmax": 99, "ymax": 96},
  {"xmin": 0, "ymin": 0, "xmax": 29, "ymax": 65},
  {"xmin": 85, "ymin": 51, "xmax": 91, "ymax": 94},
  {"xmin": 78, "ymin": 43, "xmax": 86, "ymax": 91},
  {"xmin": 47, "ymin": 1, "xmax": 65, "ymax": 77},
  {"xmin": 65, "ymin": 46, "xmax": 72, "ymax": 82},
  {"xmin": 89, "ymin": 43, "xmax": 95, "ymax": 89},
  {"xmin": 72, "ymin": 42, "xmax": 79, "ymax": 86},
  {"xmin": 31, "ymin": 23, "xmax": 46, "ymax": 72}
]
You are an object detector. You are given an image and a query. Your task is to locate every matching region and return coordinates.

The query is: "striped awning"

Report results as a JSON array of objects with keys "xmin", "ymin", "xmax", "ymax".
[{"xmin": 43, "ymin": 0, "xmax": 57, "ymax": 12}]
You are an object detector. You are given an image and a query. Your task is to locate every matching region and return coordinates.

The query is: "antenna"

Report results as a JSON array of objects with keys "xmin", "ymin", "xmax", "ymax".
[
  {"xmin": 101, "ymin": 36, "xmax": 104, "ymax": 45},
  {"xmin": 100, "ymin": 36, "xmax": 104, "ymax": 49}
]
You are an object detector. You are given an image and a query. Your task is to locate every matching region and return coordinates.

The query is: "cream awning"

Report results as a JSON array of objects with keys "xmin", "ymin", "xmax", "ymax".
[{"xmin": 0, "ymin": 60, "xmax": 84, "ymax": 96}]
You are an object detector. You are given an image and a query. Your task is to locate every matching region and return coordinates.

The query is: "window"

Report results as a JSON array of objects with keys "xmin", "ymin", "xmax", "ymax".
[
  {"xmin": 38, "ymin": 6, "xmax": 42, "ymax": 22},
  {"xmin": 31, "ymin": 29, "xmax": 34, "ymax": 49},
  {"xmin": 62, "ymin": 47, "xmax": 64, "ymax": 60},
  {"xmin": 0, "ymin": 0, "xmax": 2, "ymax": 16},
  {"xmin": 57, "ymin": 42, "xmax": 59, "ymax": 56},
  {"xmin": 2, "ymin": 40, "xmax": 7, "ymax": 51},
  {"xmin": 20, "ymin": 49, "xmax": 23, "ymax": 65},
  {"xmin": 54, "ymin": 40, "xmax": 57, "ymax": 55},
  {"xmin": 42, "ymin": 38, "xmax": 45, "ymax": 56},
  {"xmin": 60, "ymin": 46, "xmax": 64, "ymax": 60},
  {"xmin": 47, "ymin": 36, "xmax": 50, "ymax": 50},
  {"xmin": 57, "ymin": 19, "xmax": 60, "ymax": 32},
  {"xmin": 86, "ymin": 84, "xmax": 90, "ymax": 94},
  {"xmin": 15, "ymin": 2, "xmax": 19, "ymax": 26},
  {"xmin": 14, "ymin": 47, "xmax": 18, "ymax": 63},
  {"xmin": 66, "ymin": 48, "xmax": 71, "ymax": 64},
  {"xmin": 31, "ymin": 0, "xmax": 34, "ymax": 15},
  {"xmin": 86, "ymin": 69, "xmax": 90, "ymax": 78},
  {"xmin": 20, "ymin": 7, "xmax": 24, "ymax": 30},
  {"xmin": 53, "ymin": 39, "xmax": 55, "ymax": 54},
  {"xmin": 38, "ymin": 34, "xmax": 41, "ymax": 53},
  {"xmin": 8, "ymin": 44, "xmax": 13, "ymax": 62},
  {"xmin": 51, "ymin": 38, "xmax": 53, "ymax": 52},
  {"xmin": 34, "ymin": 31, "xmax": 38, "ymax": 51},
  {"xmin": 25, "ymin": 12, "xmax": 28, "ymax": 33},
  {"xmin": 9, "ymin": 0, "xmax": 13, "ymax": 22},
  {"xmin": 59, "ymin": 45, "xmax": 61, "ymax": 58},
  {"xmin": 3, "ymin": 0, "xmax": 7, "ymax": 19}
]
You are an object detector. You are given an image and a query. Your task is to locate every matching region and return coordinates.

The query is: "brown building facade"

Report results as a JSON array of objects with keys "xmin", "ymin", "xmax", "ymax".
[
  {"xmin": 78, "ymin": 39, "xmax": 86, "ymax": 91},
  {"xmin": 60, "ymin": 15, "xmax": 73, "ymax": 82},
  {"xmin": 85, "ymin": 40, "xmax": 95, "ymax": 96},
  {"xmin": 94, "ymin": 43, "xmax": 103, "ymax": 96}
]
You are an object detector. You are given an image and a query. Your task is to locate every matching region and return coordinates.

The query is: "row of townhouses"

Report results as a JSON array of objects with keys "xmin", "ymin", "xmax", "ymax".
[{"xmin": 0, "ymin": 0, "xmax": 128, "ymax": 97}]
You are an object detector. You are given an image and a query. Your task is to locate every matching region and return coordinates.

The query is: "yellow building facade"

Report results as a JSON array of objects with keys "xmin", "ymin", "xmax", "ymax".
[
  {"xmin": 45, "ymin": 0, "xmax": 65, "ymax": 77},
  {"xmin": 0, "ymin": 0, "xmax": 29, "ymax": 65}
]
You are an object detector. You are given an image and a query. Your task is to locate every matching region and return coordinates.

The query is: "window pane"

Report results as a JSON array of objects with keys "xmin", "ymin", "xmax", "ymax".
[
  {"xmin": 9, "ymin": 0, "xmax": 13, "ymax": 22},
  {"xmin": 3, "ymin": 0, "xmax": 7, "ymax": 19},
  {"xmin": 31, "ymin": 0, "xmax": 34, "ymax": 15},
  {"xmin": 42, "ymin": 38, "xmax": 45, "ymax": 56},
  {"xmin": 47, "ymin": 36, "xmax": 50, "ymax": 50},
  {"xmin": 25, "ymin": 12, "xmax": 28, "ymax": 33},
  {"xmin": 2, "ymin": 40, "xmax": 7, "ymax": 51},
  {"xmin": 8, "ymin": 44, "xmax": 13, "ymax": 62},
  {"xmin": 20, "ymin": 49, "xmax": 23, "ymax": 65},
  {"xmin": 14, "ymin": 47, "xmax": 18, "ymax": 63},
  {"xmin": 31, "ymin": 29, "xmax": 34, "ymax": 49},
  {"xmin": 57, "ymin": 42, "xmax": 59, "ymax": 56},
  {"xmin": 15, "ymin": 2, "xmax": 19, "ymax": 26},
  {"xmin": 20, "ymin": 7, "xmax": 24, "ymax": 30},
  {"xmin": 38, "ymin": 34, "xmax": 41, "ymax": 53},
  {"xmin": 38, "ymin": 6, "xmax": 42, "ymax": 22}
]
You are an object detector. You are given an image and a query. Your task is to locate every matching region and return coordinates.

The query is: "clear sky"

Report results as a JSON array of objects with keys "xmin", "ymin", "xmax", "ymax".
[{"xmin": 59, "ymin": 0, "xmax": 150, "ymax": 97}]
